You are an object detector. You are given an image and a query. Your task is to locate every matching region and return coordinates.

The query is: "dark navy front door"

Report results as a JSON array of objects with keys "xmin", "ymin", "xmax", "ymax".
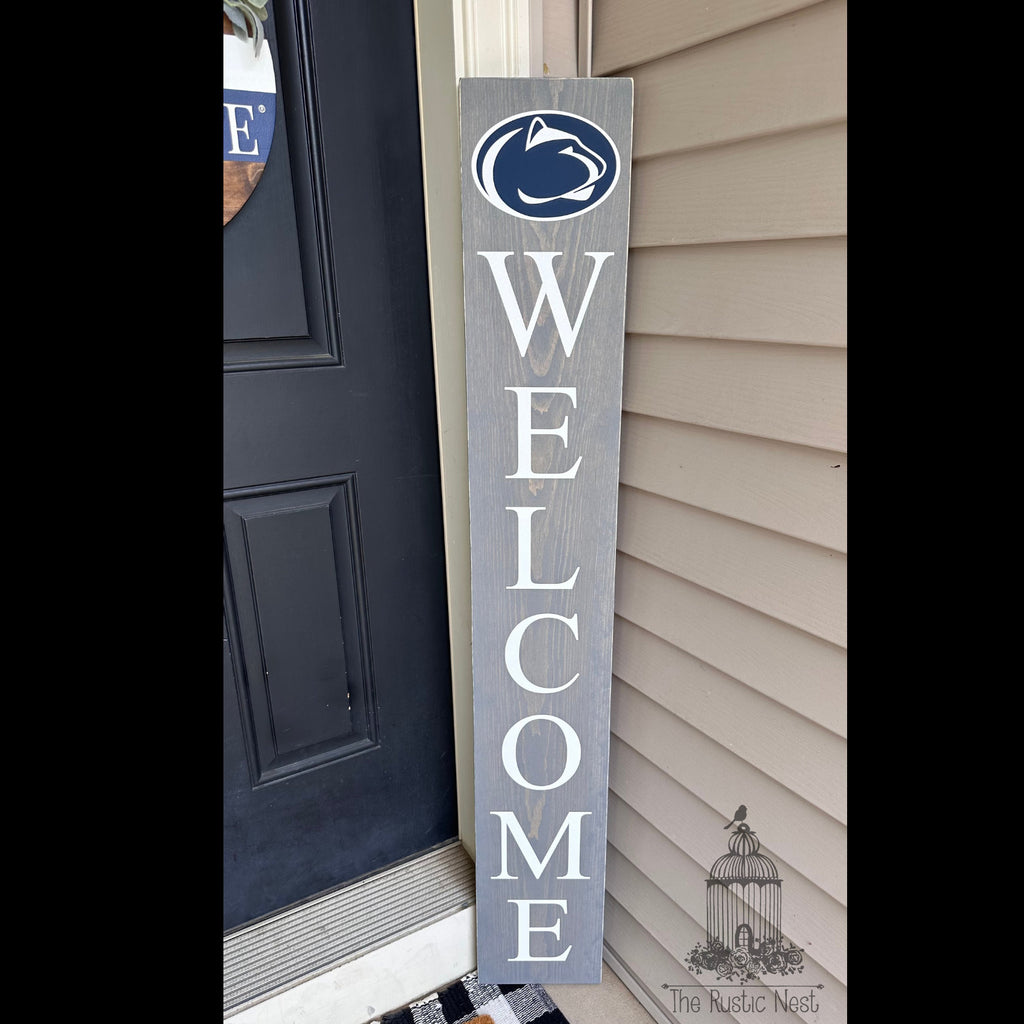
[{"xmin": 222, "ymin": 0, "xmax": 457, "ymax": 931}]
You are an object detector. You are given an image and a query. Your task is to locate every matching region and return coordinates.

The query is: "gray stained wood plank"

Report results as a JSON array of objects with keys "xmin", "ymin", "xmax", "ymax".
[{"xmin": 459, "ymin": 77, "xmax": 634, "ymax": 985}]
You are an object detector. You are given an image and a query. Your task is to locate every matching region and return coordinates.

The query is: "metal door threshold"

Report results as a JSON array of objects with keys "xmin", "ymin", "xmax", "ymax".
[{"xmin": 224, "ymin": 840, "xmax": 475, "ymax": 1014}]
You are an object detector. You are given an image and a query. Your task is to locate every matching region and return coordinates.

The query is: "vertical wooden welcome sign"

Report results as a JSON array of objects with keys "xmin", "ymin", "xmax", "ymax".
[{"xmin": 460, "ymin": 78, "xmax": 633, "ymax": 984}]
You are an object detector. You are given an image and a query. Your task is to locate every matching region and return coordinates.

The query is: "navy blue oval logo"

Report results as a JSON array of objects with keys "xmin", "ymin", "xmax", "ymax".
[{"xmin": 471, "ymin": 110, "xmax": 620, "ymax": 221}]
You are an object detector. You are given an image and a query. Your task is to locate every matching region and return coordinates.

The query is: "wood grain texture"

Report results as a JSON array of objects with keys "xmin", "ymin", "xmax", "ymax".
[
  {"xmin": 614, "ymin": 554, "xmax": 847, "ymax": 737},
  {"xmin": 617, "ymin": 486, "xmax": 846, "ymax": 648},
  {"xmin": 629, "ymin": 122, "xmax": 847, "ymax": 247},
  {"xmin": 224, "ymin": 160, "xmax": 266, "ymax": 226},
  {"xmin": 592, "ymin": 0, "xmax": 826, "ymax": 75},
  {"xmin": 622, "ymin": 0, "xmax": 847, "ymax": 159},
  {"xmin": 460, "ymin": 78, "xmax": 633, "ymax": 985},
  {"xmin": 608, "ymin": 743, "xmax": 849, "ymax": 978},
  {"xmin": 612, "ymin": 618, "xmax": 847, "ymax": 822},
  {"xmin": 620, "ymin": 415, "xmax": 846, "ymax": 552},
  {"xmin": 610, "ymin": 681, "xmax": 847, "ymax": 905},
  {"xmin": 622, "ymin": 335, "xmax": 847, "ymax": 451},
  {"xmin": 626, "ymin": 238, "xmax": 847, "ymax": 346}
]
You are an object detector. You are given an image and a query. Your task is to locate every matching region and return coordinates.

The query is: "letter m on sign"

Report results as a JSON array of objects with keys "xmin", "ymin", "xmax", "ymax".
[{"xmin": 490, "ymin": 811, "xmax": 592, "ymax": 880}]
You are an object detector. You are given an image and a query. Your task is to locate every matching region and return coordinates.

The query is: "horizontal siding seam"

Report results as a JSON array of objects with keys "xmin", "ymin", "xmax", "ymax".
[
  {"xmin": 606, "ymin": 667, "xmax": 847, "ymax": 827},
  {"xmin": 611, "ymin": 539, "xmax": 848, "ymax": 650},
  {"xmin": 618, "ymin": 327, "xmax": 843, "ymax": 352},
  {"xmin": 630, "ymin": 115, "xmax": 847, "ymax": 164},
  {"xmin": 626, "ymin": 234, "xmax": 849, "ymax": 256},
  {"xmin": 625, "ymin": 107, "xmax": 846, "ymax": 248},
  {"xmin": 623, "ymin": 329, "xmax": 847, "ymax": 350},
  {"xmin": 614, "ymin": 399, "xmax": 847, "ymax": 452},
  {"xmin": 593, "ymin": 0, "xmax": 832, "ymax": 76},
  {"xmin": 613, "ymin": 550, "xmax": 848, "ymax": 737},
  {"xmin": 611, "ymin": 675, "xmax": 848, "ymax": 830},
  {"xmin": 611, "ymin": 610, "xmax": 848, "ymax": 742},
  {"xmin": 621, "ymin": 408, "xmax": 849, "ymax": 463},
  {"xmin": 628, "ymin": 117, "xmax": 846, "ymax": 168},
  {"xmin": 616, "ymin": 482, "xmax": 850, "ymax": 563},
  {"xmin": 614, "ymin": 468, "xmax": 847, "ymax": 557},
  {"xmin": 624, "ymin": 331, "xmax": 849, "ymax": 359},
  {"xmin": 619, "ymin": 389, "xmax": 848, "ymax": 453},
  {"xmin": 630, "ymin": 231, "xmax": 847, "ymax": 249},
  {"xmin": 617, "ymin": 437, "xmax": 848, "ymax": 554},
  {"xmin": 606, "ymin": 833, "xmax": 846, "ymax": 993}
]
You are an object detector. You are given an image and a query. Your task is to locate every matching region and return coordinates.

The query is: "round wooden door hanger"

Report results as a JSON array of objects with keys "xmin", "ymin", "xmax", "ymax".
[{"xmin": 223, "ymin": 12, "xmax": 277, "ymax": 226}]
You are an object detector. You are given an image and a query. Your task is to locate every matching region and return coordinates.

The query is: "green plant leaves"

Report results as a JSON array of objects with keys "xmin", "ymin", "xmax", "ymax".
[{"xmin": 224, "ymin": 1, "xmax": 270, "ymax": 58}]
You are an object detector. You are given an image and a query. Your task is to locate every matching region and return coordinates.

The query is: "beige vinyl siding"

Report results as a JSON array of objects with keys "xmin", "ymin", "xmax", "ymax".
[
  {"xmin": 629, "ymin": 124, "xmax": 847, "ymax": 246},
  {"xmin": 615, "ymin": 555, "xmax": 847, "ymax": 737},
  {"xmin": 624, "ymin": 0, "xmax": 847, "ymax": 159},
  {"xmin": 593, "ymin": 0, "xmax": 825, "ymax": 75},
  {"xmin": 594, "ymin": 1, "xmax": 847, "ymax": 1020},
  {"xmin": 618, "ymin": 487, "xmax": 847, "ymax": 647},
  {"xmin": 623, "ymin": 336, "xmax": 847, "ymax": 449},
  {"xmin": 626, "ymin": 239, "xmax": 847, "ymax": 346},
  {"xmin": 619, "ymin": 417, "xmax": 847, "ymax": 552},
  {"xmin": 608, "ymin": 742, "xmax": 847, "ymax": 980}
]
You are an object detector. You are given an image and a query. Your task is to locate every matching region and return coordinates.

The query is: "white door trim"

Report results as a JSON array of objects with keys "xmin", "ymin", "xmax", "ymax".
[{"xmin": 451, "ymin": 0, "xmax": 544, "ymax": 78}]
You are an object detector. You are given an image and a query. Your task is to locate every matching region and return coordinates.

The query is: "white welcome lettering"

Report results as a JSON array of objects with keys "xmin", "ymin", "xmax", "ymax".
[
  {"xmin": 505, "ymin": 612, "xmax": 579, "ymax": 693},
  {"xmin": 479, "ymin": 251, "xmax": 614, "ymax": 357},
  {"xmin": 501, "ymin": 714, "xmax": 582, "ymax": 791},
  {"xmin": 490, "ymin": 810, "xmax": 592, "ymax": 879},
  {"xmin": 507, "ymin": 899, "xmax": 572, "ymax": 962},
  {"xmin": 505, "ymin": 387, "xmax": 582, "ymax": 480},
  {"xmin": 506, "ymin": 506, "xmax": 580, "ymax": 590}
]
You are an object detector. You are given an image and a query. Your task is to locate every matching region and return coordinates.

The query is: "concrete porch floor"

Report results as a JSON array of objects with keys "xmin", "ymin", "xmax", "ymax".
[{"xmin": 546, "ymin": 963, "xmax": 657, "ymax": 1024}]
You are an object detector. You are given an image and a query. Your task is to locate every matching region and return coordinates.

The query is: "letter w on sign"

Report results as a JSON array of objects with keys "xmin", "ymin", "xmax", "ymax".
[{"xmin": 478, "ymin": 252, "xmax": 615, "ymax": 357}]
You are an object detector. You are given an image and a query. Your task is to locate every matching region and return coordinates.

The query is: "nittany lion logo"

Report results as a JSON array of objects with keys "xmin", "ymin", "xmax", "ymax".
[{"xmin": 472, "ymin": 110, "xmax": 620, "ymax": 221}]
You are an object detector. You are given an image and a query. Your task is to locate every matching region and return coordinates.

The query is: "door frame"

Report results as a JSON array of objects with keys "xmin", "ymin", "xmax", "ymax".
[{"xmin": 419, "ymin": 0, "xmax": 587, "ymax": 864}]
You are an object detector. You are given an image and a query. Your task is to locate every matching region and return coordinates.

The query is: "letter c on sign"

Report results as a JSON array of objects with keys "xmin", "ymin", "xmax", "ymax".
[
  {"xmin": 505, "ymin": 613, "xmax": 579, "ymax": 693},
  {"xmin": 502, "ymin": 715, "xmax": 582, "ymax": 791}
]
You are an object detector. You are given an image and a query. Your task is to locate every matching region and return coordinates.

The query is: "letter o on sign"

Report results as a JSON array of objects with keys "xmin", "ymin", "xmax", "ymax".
[{"xmin": 501, "ymin": 715, "xmax": 582, "ymax": 791}]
